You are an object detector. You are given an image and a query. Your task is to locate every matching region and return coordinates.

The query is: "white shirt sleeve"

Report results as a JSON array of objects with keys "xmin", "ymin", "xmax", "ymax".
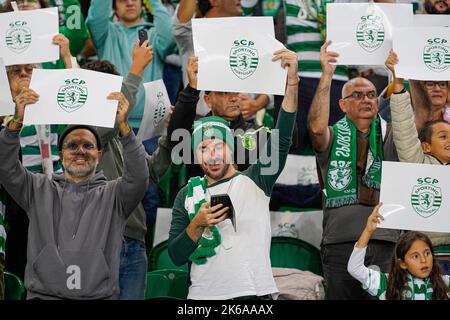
[{"xmin": 347, "ymin": 244, "xmax": 384, "ymax": 297}]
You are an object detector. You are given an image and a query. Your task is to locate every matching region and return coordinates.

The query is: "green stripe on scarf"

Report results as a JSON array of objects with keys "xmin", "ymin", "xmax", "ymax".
[
  {"xmin": 186, "ymin": 176, "xmax": 221, "ymax": 265},
  {"xmin": 326, "ymin": 116, "xmax": 383, "ymax": 208}
]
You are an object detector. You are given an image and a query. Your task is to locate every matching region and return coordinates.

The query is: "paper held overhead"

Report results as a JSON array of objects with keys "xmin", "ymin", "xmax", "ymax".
[
  {"xmin": 23, "ymin": 68, "xmax": 123, "ymax": 128},
  {"xmin": 327, "ymin": 3, "xmax": 413, "ymax": 65},
  {"xmin": 0, "ymin": 7, "xmax": 59, "ymax": 66},
  {"xmin": 137, "ymin": 79, "xmax": 171, "ymax": 141},
  {"xmin": 192, "ymin": 17, "xmax": 287, "ymax": 96},
  {"xmin": 393, "ymin": 27, "xmax": 450, "ymax": 81},
  {"xmin": 0, "ymin": 58, "xmax": 15, "ymax": 117},
  {"xmin": 379, "ymin": 161, "xmax": 450, "ymax": 233}
]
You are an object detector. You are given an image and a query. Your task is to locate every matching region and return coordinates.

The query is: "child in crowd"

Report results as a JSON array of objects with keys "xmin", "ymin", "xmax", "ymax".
[{"xmin": 348, "ymin": 203, "xmax": 450, "ymax": 300}]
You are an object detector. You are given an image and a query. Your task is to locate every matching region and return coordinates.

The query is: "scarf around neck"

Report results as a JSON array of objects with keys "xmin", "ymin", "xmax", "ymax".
[
  {"xmin": 325, "ymin": 116, "xmax": 383, "ymax": 208},
  {"xmin": 185, "ymin": 176, "xmax": 221, "ymax": 265}
]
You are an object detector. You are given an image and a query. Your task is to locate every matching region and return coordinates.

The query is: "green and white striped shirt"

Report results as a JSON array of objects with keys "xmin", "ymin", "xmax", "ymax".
[
  {"xmin": 20, "ymin": 125, "xmax": 65, "ymax": 173},
  {"xmin": 242, "ymin": 0, "xmax": 349, "ymax": 80}
]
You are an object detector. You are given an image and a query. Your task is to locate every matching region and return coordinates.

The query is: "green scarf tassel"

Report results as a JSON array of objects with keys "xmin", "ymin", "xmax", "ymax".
[{"xmin": 186, "ymin": 176, "xmax": 222, "ymax": 265}]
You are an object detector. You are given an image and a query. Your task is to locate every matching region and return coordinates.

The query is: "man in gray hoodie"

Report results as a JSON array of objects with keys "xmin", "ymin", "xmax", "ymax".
[{"xmin": 0, "ymin": 88, "xmax": 149, "ymax": 299}]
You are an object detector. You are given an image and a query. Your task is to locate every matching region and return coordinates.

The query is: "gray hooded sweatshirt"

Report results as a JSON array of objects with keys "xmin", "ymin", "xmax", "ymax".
[{"xmin": 0, "ymin": 127, "xmax": 149, "ymax": 299}]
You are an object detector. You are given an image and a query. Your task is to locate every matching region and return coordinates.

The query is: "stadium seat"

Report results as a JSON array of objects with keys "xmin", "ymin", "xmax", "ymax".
[
  {"xmin": 145, "ymin": 269, "xmax": 189, "ymax": 300},
  {"xmin": 149, "ymin": 240, "xmax": 188, "ymax": 272},
  {"xmin": 4, "ymin": 271, "xmax": 25, "ymax": 300},
  {"xmin": 270, "ymin": 236, "xmax": 323, "ymax": 276},
  {"xmin": 434, "ymin": 244, "xmax": 450, "ymax": 255},
  {"xmin": 158, "ymin": 164, "xmax": 187, "ymax": 208}
]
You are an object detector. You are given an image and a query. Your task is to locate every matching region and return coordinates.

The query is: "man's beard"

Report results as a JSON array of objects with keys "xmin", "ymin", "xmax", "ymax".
[
  {"xmin": 63, "ymin": 158, "xmax": 98, "ymax": 179},
  {"xmin": 424, "ymin": 0, "xmax": 450, "ymax": 14},
  {"xmin": 202, "ymin": 158, "xmax": 231, "ymax": 181}
]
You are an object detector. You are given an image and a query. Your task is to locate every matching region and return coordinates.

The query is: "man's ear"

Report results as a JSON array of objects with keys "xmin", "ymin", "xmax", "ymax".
[
  {"xmin": 203, "ymin": 93, "xmax": 213, "ymax": 110},
  {"xmin": 97, "ymin": 150, "xmax": 103, "ymax": 162},
  {"xmin": 59, "ymin": 151, "xmax": 63, "ymax": 162},
  {"xmin": 338, "ymin": 99, "xmax": 347, "ymax": 114},
  {"xmin": 421, "ymin": 141, "xmax": 432, "ymax": 153}
]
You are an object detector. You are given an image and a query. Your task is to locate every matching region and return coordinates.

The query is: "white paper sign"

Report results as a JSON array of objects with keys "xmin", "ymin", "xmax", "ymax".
[
  {"xmin": 327, "ymin": 3, "xmax": 413, "ymax": 65},
  {"xmin": 23, "ymin": 68, "xmax": 123, "ymax": 128},
  {"xmin": 193, "ymin": 17, "xmax": 287, "ymax": 96},
  {"xmin": 0, "ymin": 7, "xmax": 59, "ymax": 66},
  {"xmin": 137, "ymin": 80, "xmax": 170, "ymax": 141},
  {"xmin": 394, "ymin": 27, "xmax": 450, "ymax": 81},
  {"xmin": 271, "ymin": 210, "xmax": 323, "ymax": 249},
  {"xmin": 0, "ymin": 58, "xmax": 14, "ymax": 116},
  {"xmin": 413, "ymin": 15, "xmax": 450, "ymax": 28},
  {"xmin": 379, "ymin": 161, "xmax": 450, "ymax": 233}
]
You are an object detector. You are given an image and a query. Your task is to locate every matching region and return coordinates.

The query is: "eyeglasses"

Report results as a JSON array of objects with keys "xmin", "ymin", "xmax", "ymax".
[
  {"xmin": 6, "ymin": 64, "xmax": 36, "ymax": 77},
  {"xmin": 342, "ymin": 91, "xmax": 377, "ymax": 101},
  {"xmin": 425, "ymin": 81, "xmax": 448, "ymax": 89},
  {"xmin": 63, "ymin": 142, "xmax": 97, "ymax": 153}
]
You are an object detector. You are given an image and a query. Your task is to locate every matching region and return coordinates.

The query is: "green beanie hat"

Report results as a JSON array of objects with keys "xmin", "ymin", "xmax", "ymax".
[{"xmin": 192, "ymin": 116, "xmax": 234, "ymax": 153}]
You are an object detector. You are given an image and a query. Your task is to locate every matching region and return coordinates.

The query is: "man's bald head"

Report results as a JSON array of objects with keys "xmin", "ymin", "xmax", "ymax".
[
  {"xmin": 338, "ymin": 77, "xmax": 379, "ymax": 126},
  {"xmin": 341, "ymin": 77, "xmax": 377, "ymax": 99}
]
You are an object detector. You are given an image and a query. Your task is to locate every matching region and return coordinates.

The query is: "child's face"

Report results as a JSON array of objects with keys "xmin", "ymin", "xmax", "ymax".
[
  {"xmin": 421, "ymin": 122, "xmax": 450, "ymax": 164},
  {"xmin": 400, "ymin": 240, "xmax": 433, "ymax": 279}
]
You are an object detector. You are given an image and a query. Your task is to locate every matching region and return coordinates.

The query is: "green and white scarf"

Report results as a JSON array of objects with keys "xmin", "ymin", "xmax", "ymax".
[
  {"xmin": 326, "ymin": 116, "xmax": 383, "ymax": 208},
  {"xmin": 403, "ymin": 275, "xmax": 433, "ymax": 300},
  {"xmin": 185, "ymin": 176, "xmax": 221, "ymax": 265},
  {"xmin": 375, "ymin": 273, "xmax": 434, "ymax": 300}
]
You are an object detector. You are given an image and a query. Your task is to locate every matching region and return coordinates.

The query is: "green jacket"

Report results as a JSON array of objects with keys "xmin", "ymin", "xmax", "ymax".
[{"xmin": 42, "ymin": 0, "xmax": 88, "ymax": 70}]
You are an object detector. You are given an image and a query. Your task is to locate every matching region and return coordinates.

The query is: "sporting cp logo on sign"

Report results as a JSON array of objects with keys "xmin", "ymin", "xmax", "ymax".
[
  {"xmin": 410, "ymin": 177, "xmax": 442, "ymax": 218},
  {"xmin": 229, "ymin": 39, "xmax": 259, "ymax": 80},
  {"xmin": 153, "ymin": 91, "xmax": 167, "ymax": 126},
  {"xmin": 356, "ymin": 15, "xmax": 385, "ymax": 53},
  {"xmin": 6, "ymin": 21, "xmax": 32, "ymax": 53},
  {"xmin": 57, "ymin": 78, "xmax": 88, "ymax": 113},
  {"xmin": 423, "ymin": 38, "xmax": 450, "ymax": 73},
  {"xmin": 327, "ymin": 160, "xmax": 352, "ymax": 191}
]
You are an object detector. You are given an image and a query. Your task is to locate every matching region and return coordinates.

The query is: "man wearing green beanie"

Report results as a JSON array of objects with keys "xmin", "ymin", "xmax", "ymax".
[
  {"xmin": 168, "ymin": 48, "xmax": 300, "ymax": 300},
  {"xmin": 190, "ymin": 116, "xmax": 235, "ymax": 181}
]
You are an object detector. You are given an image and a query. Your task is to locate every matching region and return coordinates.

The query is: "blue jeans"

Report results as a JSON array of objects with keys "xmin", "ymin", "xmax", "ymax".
[{"xmin": 119, "ymin": 238, "xmax": 148, "ymax": 300}]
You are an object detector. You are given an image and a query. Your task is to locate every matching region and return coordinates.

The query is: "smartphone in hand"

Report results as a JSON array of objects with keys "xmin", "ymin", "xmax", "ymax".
[
  {"xmin": 138, "ymin": 28, "xmax": 148, "ymax": 46},
  {"xmin": 210, "ymin": 194, "xmax": 236, "ymax": 231}
]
